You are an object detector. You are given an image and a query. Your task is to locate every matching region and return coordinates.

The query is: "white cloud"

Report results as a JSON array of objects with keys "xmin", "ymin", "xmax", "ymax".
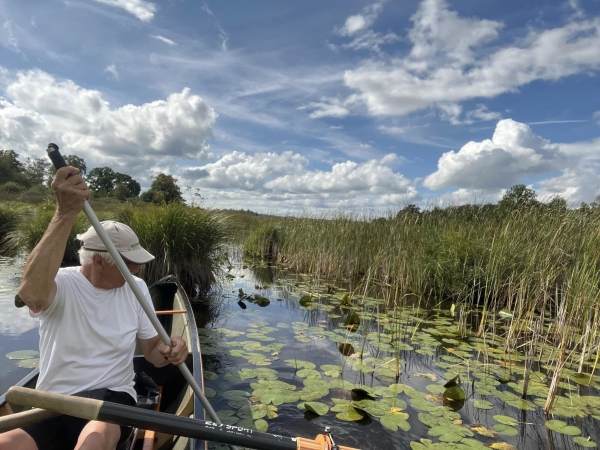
[
  {"xmin": 103, "ymin": 64, "xmax": 119, "ymax": 80},
  {"xmin": 342, "ymin": 0, "xmax": 600, "ymax": 117},
  {"xmin": 265, "ymin": 154, "xmax": 412, "ymax": 196},
  {"xmin": 181, "ymin": 152, "xmax": 418, "ymax": 211},
  {"xmin": 438, "ymin": 103, "xmax": 463, "ymax": 125},
  {"xmin": 334, "ymin": 1, "xmax": 398, "ymax": 55},
  {"xmin": 424, "ymin": 119, "xmax": 564, "ymax": 190},
  {"xmin": 335, "ymin": 2, "xmax": 385, "ymax": 36},
  {"xmin": 298, "ymin": 97, "xmax": 351, "ymax": 119},
  {"xmin": 183, "ymin": 151, "xmax": 308, "ymax": 190},
  {"xmin": 594, "ymin": 111, "xmax": 600, "ymax": 126},
  {"xmin": 201, "ymin": 3, "xmax": 213, "ymax": 15},
  {"xmin": 2, "ymin": 21, "xmax": 20, "ymax": 54},
  {"xmin": 0, "ymin": 68, "xmax": 216, "ymax": 177},
  {"xmin": 151, "ymin": 35, "xmax": 177, "ymax": 46},
  {"xmin": 30, "ymin": 17, "xmax": 37, "ymax": 29},
  {"xmin": 94, "ymin": 0, "xmax": 157, "ymax": 22},
  {"xmin": 537, "ymin": 168, "xmax": 600, "ymax": 204},
  {"xmin": 438, "ymin": 103, "xmax": 501, "ymax": 125},
  {"xmin": 466, "ymin": 105, "xmax": 502, "ymax": 123},
  {"xmin": 217, "ymin": 24, "xmax": 228, "ymax": 51}
]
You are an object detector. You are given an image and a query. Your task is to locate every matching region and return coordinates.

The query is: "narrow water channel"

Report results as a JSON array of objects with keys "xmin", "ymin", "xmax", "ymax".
[{"xmin": 2, "ymin": 254, "xmax": 600, "ymax": 450}]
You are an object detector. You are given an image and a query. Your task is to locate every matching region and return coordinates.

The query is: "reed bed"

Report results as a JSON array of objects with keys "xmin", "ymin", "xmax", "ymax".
[
  {"xmin": 0, "ymin": 203, "xmax": 22, "ymax": 256},
  {"xmin": 117, "ymin": 203, "xmax": 230, "ymax": 293},
  {"xmin": 244, "ymin": 205, "xmax": 600, "ymax": 410}
]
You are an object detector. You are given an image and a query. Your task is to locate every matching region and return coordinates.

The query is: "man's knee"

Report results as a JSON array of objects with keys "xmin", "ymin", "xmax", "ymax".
[
  {"xmin": 76, "ymin": 421, "xmax": 121, "ymax": 450},
  {"xmin": 0, "ymin": 429, "xmax": 38, "ymax": 450}
]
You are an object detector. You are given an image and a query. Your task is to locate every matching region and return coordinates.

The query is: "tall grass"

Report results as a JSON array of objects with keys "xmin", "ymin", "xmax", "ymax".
[
  {"xmin": 243, "ymin": 205, "xmax": 600, "ymax": 410},
  {"xmin": 11, "ymin": 203, "xmax": 90, "ymax": 263},
  {"xmin": 117, "ymin": 203, "xmax": 230, "ymax": 293},
  {"xmin": 0, "ymin": 203, "xmax": 22, "ymax": 256}
]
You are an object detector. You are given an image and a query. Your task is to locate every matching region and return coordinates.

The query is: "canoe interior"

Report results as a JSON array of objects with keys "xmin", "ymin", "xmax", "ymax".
[{"xmin": 0, "ymin": 275, "xmax": 206, "ymax": 450}]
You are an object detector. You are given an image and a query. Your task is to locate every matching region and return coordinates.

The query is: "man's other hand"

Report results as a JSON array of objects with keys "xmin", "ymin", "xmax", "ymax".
[
  {"xmin": 158, "ymin": 336, "xmax": 189, "ymax": 365},
  {"xmin": 51, "ymin": 166, "xmax": 91, "ymax": 216}
]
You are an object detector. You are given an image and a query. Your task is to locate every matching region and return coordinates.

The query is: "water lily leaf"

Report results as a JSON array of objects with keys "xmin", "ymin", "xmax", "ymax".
[
  {"xmin": 204, "ymin": 371, "xmax": 218, "ymax": 380},
  {"xmin": 297, "ymin": 368, "xmax": 322, "ymax": 379},
  {"xmin": 545, "ymin": 419, "xmax": 581, "ymax": 435},
  {"xmin": 260, "ymin": 392, "xmax": 286, "ymax": 406},
  {"xmin": 492, "ymin": 424, "xmax": 518, "ymax": 436},
  {"xmin": 285, "ymin": 359, "xmax": 316, "ymax": 370},
  {"xmin": 443, "ymin": 375, "xmax": 459, "ymax": 388},
  {"xmin": 489, "ymin": 444, "xmax": 517, "ymax": 450},
  {"xmin": 223, "ymin": 390, "xmax": 251, "ymax": 401},
  {"xmin": 299, "ymin": 295, "xmax": 313, "ymax": 307},
  {"xmin": 251, "ymin": 404, "xmax": 278, "ymax": 420},
  {"xmin": 254, "ymin": 419, "xmax": 268, "ymax": 432},
  {"xmin": 380, "ymin": 414, "xmax": 411, "ymax": 432},
  {"xmin": 6, "ymin": 350, "xmax": 39, "ymax": 360},
  {"xmin": 572, "ymin": 373, "xmax": 594, "ymax": 386},
  {"xmin": 443, "ymin": 386, "xmax": 465, "ymax": 401},
  {"xmin": 298, "ymin": 402, "xmax": 330, "ymax": 416},
  {"xmin": 473, "ymin": 399, "xmax": 494, "ymax": 410},
  {"xmin": 335, "ymin": 406, "xmax": 365, "ymax": 422},
  {"xmin": 351, "ymin": 388, "xmax": 377, "ymax": 401},
  {"xmin": 415, "ymin": 373, "xmax": 437, "ymax": 381},
  {"xmin": 573, "ymin": 437, "xmax": 597, "ymax": 447},
  {"xmin": 494, "ymin": 415, "xmax": 518, "ymax": 427},
  {"xmin": 320, "ymin": 364, "xmax": 342, "ymax": 377},
  {"xmin": 426, "ymin": 385, "xmax": 446, "ymax": 395},
  {"xmin": 343, "ymin": 313, "xmax": 360, "ymax": 331},
  {"xmin": 16, "ymin": 358, "xmax": 39, "ymax": 369},
  {"xmin": 204, "ymin": 387, "xmax": 216, "ymax": 398},
  {"xmin": 471, "ymin": 425, "xmax": 495, "ymax": 438}
]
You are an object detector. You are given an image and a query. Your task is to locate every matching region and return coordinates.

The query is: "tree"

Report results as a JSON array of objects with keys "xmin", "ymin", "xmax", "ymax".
[
  {"xmin": 0, "ymin": 149, "xmax": 27, "ymax": 186},
  {"xmin": 546, "ymin": 196, "xmax": 567, "ymax": 211},
  {"xmin": 143, "ymin": 174, "xmax": 183, "ymax": 204},
  {"xmin": 24, "ymin": 157, "xmax": 51, "ymax": 187},
  {"xmin": 114, "ymin": 173, "xmax": 141, "ymax": 197},
  {"xmin": 86, "ymin": 167, "xmax": 116, "ymax": 194},
  {"xmin": 48, "ymin": 154, "xmax": 88, "ymax": 183},
  {"xmin": 498, "ymin": 184, "xmax": 539, "ymax": 210}
]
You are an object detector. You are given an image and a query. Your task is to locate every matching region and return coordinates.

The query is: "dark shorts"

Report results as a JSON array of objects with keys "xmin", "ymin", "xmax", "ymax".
[{"xmin": 21, "ymin": 389, "xmax": 137, "ymax": 450}]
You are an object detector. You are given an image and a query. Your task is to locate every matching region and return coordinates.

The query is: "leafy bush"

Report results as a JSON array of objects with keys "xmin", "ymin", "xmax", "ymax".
[{"xmin": 0, "ymin": 182, "xmax": 25, "ymax": 194}]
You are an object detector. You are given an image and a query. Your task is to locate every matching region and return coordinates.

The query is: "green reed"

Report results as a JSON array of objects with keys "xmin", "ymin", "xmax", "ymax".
[
  {"xmin": 243, "ymin": 205, "xmax": 600, "ymax": 410},
  {"xmin": 0, "ymin": 203, "xmax": 22, "ymax": 256},
  {"xmin": 117, "ymin": 202, "xmax": 230, "ymax": 293}
]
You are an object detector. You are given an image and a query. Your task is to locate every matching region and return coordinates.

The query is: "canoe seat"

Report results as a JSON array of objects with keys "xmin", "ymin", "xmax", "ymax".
[{"xmin": 134, "ymin": 372, "xmax": 160, "ymax": 410}]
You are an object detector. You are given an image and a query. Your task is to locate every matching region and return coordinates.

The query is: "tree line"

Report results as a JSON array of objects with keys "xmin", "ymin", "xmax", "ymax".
[{"xmin": 0, "ymin": 149, "xmax": 183, "ymax": 204}]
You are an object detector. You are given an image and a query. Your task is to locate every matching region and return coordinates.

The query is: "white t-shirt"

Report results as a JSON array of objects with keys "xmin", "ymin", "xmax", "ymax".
[{"xmin": 31, "ymin": 266, "xmax": 158, "ymax": 400}]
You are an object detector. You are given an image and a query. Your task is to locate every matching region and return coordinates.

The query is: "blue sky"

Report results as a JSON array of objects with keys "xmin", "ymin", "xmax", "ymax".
[{"xmin": 1, "ymin": 0, "xmax": 599, "ymax": 213}]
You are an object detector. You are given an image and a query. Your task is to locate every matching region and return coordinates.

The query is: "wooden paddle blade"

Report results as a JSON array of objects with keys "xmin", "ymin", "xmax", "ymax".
[
  {"xmin": 6, "ymin": 387, "xmax": 102, "ymax": 422},
  {"xmin": 0, "ymin": 408, "xmax": 58, "ymax": 433},
  {"xmin": 296, "ymin": 435, "xmax": 360, "ymax": 450}
]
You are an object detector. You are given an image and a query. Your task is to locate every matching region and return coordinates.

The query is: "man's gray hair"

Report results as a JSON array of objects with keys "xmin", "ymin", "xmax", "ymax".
[{"xmin": 79, "ymin": 248, "xmax": 116, "ymax": 266}]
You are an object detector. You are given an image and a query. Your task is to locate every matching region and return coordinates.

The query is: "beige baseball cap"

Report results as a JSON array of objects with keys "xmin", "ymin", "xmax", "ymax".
[{"xmin": 77, "ymin": 221, "xmax": 155, "ymax": 265}]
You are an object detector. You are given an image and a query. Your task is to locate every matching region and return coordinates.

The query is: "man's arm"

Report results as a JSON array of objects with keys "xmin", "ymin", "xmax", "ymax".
[
  {"xmin": 139, "ymin": 335, "xmax": 189, "ymax": 368},
  {"xmin": 18, "ymin": 167, "xmax": 90, "ymax": 313}
]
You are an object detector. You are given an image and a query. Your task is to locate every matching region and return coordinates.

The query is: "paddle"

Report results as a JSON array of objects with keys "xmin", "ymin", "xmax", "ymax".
[
  {"xmin": 45, "ymin": 143, "xmax": 238, "ymax": 450},
  {"xmin": 0, "ymin": 408, "xmax": 57, "ymax": 433},
  {"xmin": 6, "ymin": 387, "xmax": 359, "ymax": 450}
]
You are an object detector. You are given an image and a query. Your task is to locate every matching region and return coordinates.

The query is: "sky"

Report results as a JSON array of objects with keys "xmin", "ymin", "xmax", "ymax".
[{"xmin": 0, "ymin": 0, "xmax": 600, "ymax": 214}]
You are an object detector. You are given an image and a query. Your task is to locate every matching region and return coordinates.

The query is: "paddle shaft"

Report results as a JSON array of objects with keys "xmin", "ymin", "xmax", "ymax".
[
  {"xmin": 46, "ymin": 144, "xmax": 238, "ymax": 450},
  {"xmin": 7, "ymin": 387, "xmax": 297, "ymax": 450},
  {"xmin": 0, "ymin": 408, "xmax": 58, "ymax": 433}
]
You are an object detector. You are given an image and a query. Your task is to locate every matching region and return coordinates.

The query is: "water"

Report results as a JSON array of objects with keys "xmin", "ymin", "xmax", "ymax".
[{"xmin": 2, "ymin": 255, "xmax": 600, "ymax": 449}]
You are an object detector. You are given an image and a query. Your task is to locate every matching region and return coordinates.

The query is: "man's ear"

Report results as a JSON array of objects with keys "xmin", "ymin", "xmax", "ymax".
[{"xmin": 92, "ymin": 254, "xmax": 104, "ymax": 271}]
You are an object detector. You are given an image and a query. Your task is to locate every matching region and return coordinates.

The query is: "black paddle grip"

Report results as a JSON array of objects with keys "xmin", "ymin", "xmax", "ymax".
[{"xmin": 46, "ymin": 143, "xmax": 67, "ymax": 171}]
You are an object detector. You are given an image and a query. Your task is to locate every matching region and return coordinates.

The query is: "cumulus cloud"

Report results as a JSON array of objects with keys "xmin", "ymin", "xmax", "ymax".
[
  {"xmin": 438, "ymin": 103, "xmax": 501, "ymax": 125},
  {"xmin": 298, "ymin": 97, "xmax": 351, "ymax": 119},
  {"xmin": 94, "ymin": 0, "xmax": 157, "ymax": 22},
  {"xmin": 181, "ymin": 152, "xmax": 418, "ymax": 210},
  {"xmin": 103, "ymin": 64, "xmax": 119, "ymax": 80},
  {"xmin": 0, "ymin": 68, "xmax": 216, "ymax": 175},
  {"xmin": 537, "ymin": 168, "xmax": 600, "ymax": 204},
  {"xmin": 183, "ymin": 151, "xmax": 308, "ymax": 190},
  {"xmin": 151, "ymin": 35, "xmax": 177, "ymax": 46},
  {"xmin": 424, "ymin": 119, "xmax": 564, "ymax": 190},
  {"xmin": 341, "ymin": 0, "xmax": 600, "ymax": 117}
]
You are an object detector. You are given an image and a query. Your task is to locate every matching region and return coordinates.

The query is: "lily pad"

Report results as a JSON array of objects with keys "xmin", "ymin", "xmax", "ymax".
[
  {"xmin": 492, "ymin": 424, "xmax": 518, "ymax": 436},
  {"xmin": 573, "ymin": 437, "xmax": 597, "ymax": 447},
  {"xmin": 254, "ymin": 419, "xmax": 268, "ymax": 432},
  {"xmin": 6, "ymin": 350, "xmax": 39, "ymax": 360},
  {"xmin": 473, "ymin": 399, "xmax": 494, "ymax": 410},
  {"xmin": 16, "ymin": 359, "xmax": 39, "ymax": 369},
  {"xmin": 494, "ymin": 415, "xmax": 518, "ymax": 427},
  {"xmin": 285, "ymin": 359, "xmax": 316, "ymax": 370},
  {"xmin": 380, "ymin": 414, "xmax": 411, "ymax": 432},
  {"xmin": 335, "ymin": 406, "xmax": 365, "ymax": 422},
  {"xmin": 443, "ymin": 386, "xmax": 466, "ymax": 401},
  {"xmin": 545, "ymin": 419, "xmax": 581, "ymax": 435},
  {"xmin": 298, "ymin": 402, "xmax": 330, "ymax": 416}
]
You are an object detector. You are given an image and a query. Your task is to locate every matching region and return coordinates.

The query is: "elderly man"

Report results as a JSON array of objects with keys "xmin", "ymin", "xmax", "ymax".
[{"xmin": 0, "ymin": 166, "xmax": 188, "ymax": 450}]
